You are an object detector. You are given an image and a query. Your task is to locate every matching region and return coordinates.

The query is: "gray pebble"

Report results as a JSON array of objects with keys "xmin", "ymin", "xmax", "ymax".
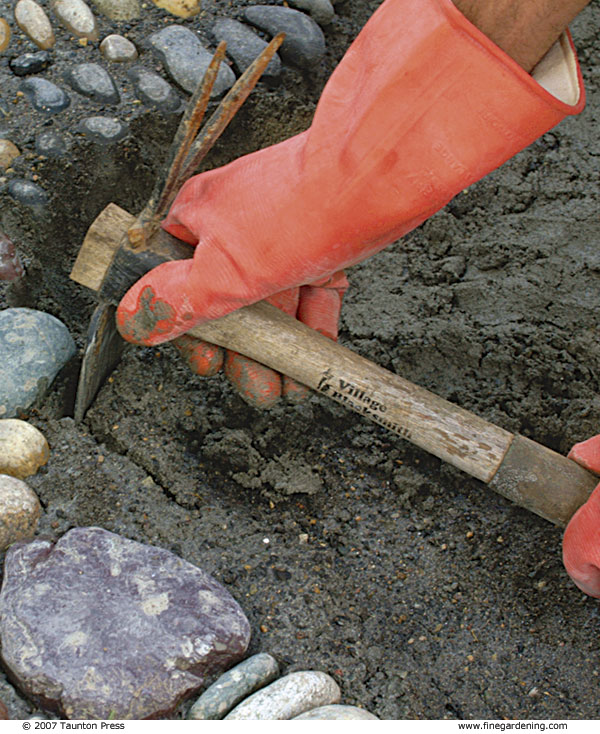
[
  {"xmin": 287, "ymin": 0, "xmax": 335, "ymax": 26},
  {"xmin": 0, "ymin": 308, "xmax": 75, "ymax": 418},
  {"xmin": 294, "ymin": 704, "xmax": 379, "ymax": 719},
  {"xmin": 9, "ymin": 50, "xmax": 52, "ymax": 77},
  {"xmin": 243, "ymin": 6, "xmax": 326, "ymax": 70},
  {"xmin": 35, "ymin": 129, "xmax": 67, "ymax": 157},
  {"xmin": 7, "ymin": 179, "xmax": 48, "ymax": 209},
  {"xmin": 65, "ymin": 63, "xmax": 120, "ymax": 104},
  {"xmin": 127, "ymin": 67, "xmax": 181, "ymax": 112},
  {"xmin": 189, "ymin": 652, "xmax": 280, "ymax": 720},
  {"xmin": 212, "ymin": 18, "xmax": 281, "ymax": 83},
  {"xmin": 77, "ymin": 116, "xmax": 128, "ymax": 144},
  {"xmin": 19, "ymin": 77, "xmax": 70, "ymax": 114},
  {"xmin": 148, "ymin": 25, "xmax": 236, "ymax": 96},
  {"xmin": 225, "ymin": 670, "xmax": 341, "ymax": 719}
]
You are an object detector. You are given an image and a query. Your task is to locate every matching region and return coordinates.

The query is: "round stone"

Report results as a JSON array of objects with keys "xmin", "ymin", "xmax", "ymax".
[
  {"xmin": 0, "ymin": 139, "xmax": 20, "ymax": 169},
  {"xmin": 0, "ymin": 475, "xmax": 42, "ymax": 551},
  {"xmin": 77, "ymin": 116, "xmax": 128, "ymax": 144},
  {"xmin": 127, "ymin": 67, "xmax": 180, "ymax": 111},
  {"xmin": 34, "ymin": 129, "xmax": 67, "ymax": 157},
  {"xmin": 0, "ymin": 18, "xmax": 11, "ymax": 52},
  {"xmin": 0, "ymin": 419, "xmax": 50, "ymax": 480},
  {"xmin": 9, "ymin": 50, "xmax": 52, "ymax": 77},
  {"xmin": 14, "ymin": 0, "xmax": 55, "ymax": 50},
  {"xmin": 7, "ymin": 179, "xmax": 48, "ymax": 209},
  {"xmin": 20, "ymin": 77, "xmax": 70, "ymax": 114},
  {"xmin": 51, "ymin": 0, "xmax": 99, "ymax": 41},
  {"xmin": 89, "ymin": 0, "xmax": 140, "ymax": 21},
  {"xmin": 65, "ymin": 63, "xmax": 120, "ymax": 104},
  {"xmin": 100, "ymin": 34, "xmax": 138, "ymax": 62}
]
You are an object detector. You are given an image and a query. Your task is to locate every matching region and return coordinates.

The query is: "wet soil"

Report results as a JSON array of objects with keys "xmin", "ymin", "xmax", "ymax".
[{"xmin": 0, "ymin": 0, "xmax": 599, "ymax": 720}]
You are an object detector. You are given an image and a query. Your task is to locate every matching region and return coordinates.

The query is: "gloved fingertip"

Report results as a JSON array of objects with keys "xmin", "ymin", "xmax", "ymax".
[
  {"xmin": 173, "ymin": 335, "xmax": 224, "ymax": 377},
  {"xmin": 562, "ymin": 488, "xmax": 600, "ymax": 598},
  {"xmin": 567, "ymin": 435, "xmax": 600, "ymax": 475},
  {"xmin": 282, "ymin": 377, "xmax": 311, "ymax": 403},
  {"xmin": 224, "ymin": 352, "xmax": 281, "ymax": 410}
]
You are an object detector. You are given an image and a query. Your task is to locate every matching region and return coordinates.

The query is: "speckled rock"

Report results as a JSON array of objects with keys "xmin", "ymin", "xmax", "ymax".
[
  {"xmin": 127, "ymin": 67, "xmax": 180, "ymax": 111},
  {"xmin": 9, "ymin": 50, "xmax": 52, "ymax": 76},
  {"xmin": 151, "ymin": 0, "xmax": 200, "ymax": 18},
  {"xmin": 77, "ymin": 116, "xmax": 128, "ymax": 143},
  {"xmin": 287, "ymin": 0, "xmax": 335, "ymax": 26},
  {"xmin": 189, "ymin": 653, "xmax": 280, "ymax": 719},
  {"xmin": 20, "ymin": 77, "xmax": 70, "ymax": 114},
  {"xmin": 90, "ymin": 0, "xmax": 140, "ymax": 21},
  {"xmin": 0, "ymin": 475, "xmax": 41, "ymax": 551},
  {"xmin": 295, "ymin": 704, "xmax": 379, "ymax": 719},
  {"xmin": 65, "ymin": 63, "xmax": 120, "ymax": 104},
  {"xmin": 35, "ymin": 129, "xmax": 67, "ymax": 157},
  {"xmin": 148, "ymin": 25, "xmax": 235, "ymax": 96},
  {"xmin": 0, "ymin": 308, "xmax": 75, "ymax": 418},
  {"xmin": 0, "ymin": 527, "xmax": 251, "ymax": 719},
  {"xmin": 100, "ymin": 34, "xmax": 138, "ymax": 62},
  {"xmin": 225, "ymin": 671, "xmax": 341, "ymax": 719},
  {"xmin": 51, "ymin": 0, "xmax": 99, "ymax": 41},
  {"xmin": 212, "ymin": 18, "xmax": 281, "ymax": 82},
  {"xmin": 7, "ymin": 179, "xmax": 48, "ymax": 209},
  {"xmin": 0, "ymin": 420, "xmax": 50, "ymax": 480},
  {"xmin": 0, "ymin": 18, "xmax": 11, "ymax": 52},
  {"xmin": 243, "ymin": 6, "xmax": 326, "ymax": 70},
  {"xmin": 0, "ymin": 140, "xmax": 20, "ymax": 169},
  {"xmin": 14, "ymin": 0, "xmax": 55, "ymax": 50}
]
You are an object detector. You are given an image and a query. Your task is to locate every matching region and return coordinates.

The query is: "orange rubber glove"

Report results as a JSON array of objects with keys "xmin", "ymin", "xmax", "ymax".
[
  {"xmin": 117, "ymin": 0, "xmax": 584, "ymax": 407},
  {"xmin": 563, "ymin": 436, "xmax": 600, "ymax": 598}
]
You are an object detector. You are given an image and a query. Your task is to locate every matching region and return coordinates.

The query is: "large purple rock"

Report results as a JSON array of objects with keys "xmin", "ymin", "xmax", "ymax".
[{"xmin": 0, "ymin": 527, "xmax": 250, "ymax": 719}]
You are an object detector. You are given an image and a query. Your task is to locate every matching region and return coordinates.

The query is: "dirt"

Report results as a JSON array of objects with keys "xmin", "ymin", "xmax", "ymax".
[{"xmin": 1, "ymin": 0, "xmax": 599, "ymax": 721}]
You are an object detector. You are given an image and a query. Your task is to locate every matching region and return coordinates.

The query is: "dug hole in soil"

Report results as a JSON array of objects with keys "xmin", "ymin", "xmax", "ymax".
[{"xmin": 1, "ymin": 0, "xmax": 599, "ymax": 720}]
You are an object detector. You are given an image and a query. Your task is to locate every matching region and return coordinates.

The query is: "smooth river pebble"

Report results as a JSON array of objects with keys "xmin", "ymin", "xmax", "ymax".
[
  {"xmin": 294, "ymin": 704, "xmax": 379, "ymax": 719},
  {"xmin": 14, "ymin": 0, "xmax": 55, "ymax": 50},
  {"xmin": 0, "ymin": 419, "xmax": 50, "ymax": 480},
  {"xmin": 51, "ymin": 0, "xmax": 99, "ymax": 41},
  {"xmin": 0, "ymin": 475, "xmax": 41, "ymax": 551}
]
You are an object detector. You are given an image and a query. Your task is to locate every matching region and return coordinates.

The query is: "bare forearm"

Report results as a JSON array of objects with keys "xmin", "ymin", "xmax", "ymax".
[{"xmin": 454, "ymin": 0, "xmax": 590, "ymax": 71}]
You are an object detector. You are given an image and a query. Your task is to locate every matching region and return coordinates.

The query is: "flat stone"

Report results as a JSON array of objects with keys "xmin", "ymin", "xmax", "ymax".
[
  {"xmin": 0, "ymin": 139, "xmax": 20, "ymax": 169},
  {"xmin": 243, "ymin": 6, "xmax": 326, "ymax": 70},
  {"xmin": 51, "ymin": 0, "xmax": 99, "ymax": 41},
  {"xmin": 295, "ymin": 704, "xmax": 379, "ymax": 719},
  {"xmin": 65, "ymin": 63, "xmax": 120, "ymax": 104},
  {"xmin": 212, "ymin": 18, "xmax": 281, "ymax": 82},
  {"xmin": 0, "ymin": 18, "xmax": 11, "ymax": 52},
  {"xmin": 14, "ymin": 0, "xmax": 55, "ymax": 50},
  {"xmin": 9, "ymin": 50, "xmax": 52, "ymax": 77},
  {"xmin": 77, "ymin": 116, "xmax": 128, "ymax": 144},
  {"xmin": 0, "ymin": 475, "xmax": 41, "ymax": 551},
  {"xmin": 35, "ymin": 128, "xmax": 67, "ymax": 157},
  {"xmin": 127, "ymin": 67, "xmax": 180, "ymax": 112},
  {"xmin": 151, "ymin": 0, "xmax": 200, "ymax": 18},
  {"xmin": 100, "ymin": 34, "xmax": 138, "ymax": 62},
  {"xmin": 20, "ymin": 77, "xmax": 70, "ymax": 114},
  {"xmin": 189, "ymin": 652, "xmax": 280, "ymax": 719},
  {"xmin": 287, "ymin": 0, "xmax": 335, "ymax": 26},
  {"xmin": 0, "ymin": 527, "xmax": 251, "ymax": 719},
  {"xmin": 0, "ymin": 308, "xmax": 75, "ymax": 417},
  {"xmin": 225, "ymin": 671, "xmax": 341, "ymax": 719},
  {"xmin": 89, "ymin": 0, "xmax": 140, "ymax": 21},
  {"xmin": 7, "ymin": 179, "xmax": 48, "ymax": 209},
  {"xmin": 148, "ymin": 25, "xmax": 235, "ymax": 96}
]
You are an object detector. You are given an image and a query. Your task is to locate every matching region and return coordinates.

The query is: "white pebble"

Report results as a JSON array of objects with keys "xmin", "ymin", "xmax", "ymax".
[
  {"xmin": 0, "ymin": 419, "xmax": 50, "ymax": 480},
  {"xmin": 14, "ymin": 0, "xmax": 55, "ymax": 50},
  {"xmin": 295, "ymin": 704, "xmax": 379, "ymax": 719},
  {"xmin": 100, "ymin": 34, "xmax": 138, "ymax": 62},
  {"xmin": 0, "ymin": 474, "xmax": 41, "ymax": 550},
  {"xmin": 51, "ymin": 0, "xmax": 99, "ymax": 41}
]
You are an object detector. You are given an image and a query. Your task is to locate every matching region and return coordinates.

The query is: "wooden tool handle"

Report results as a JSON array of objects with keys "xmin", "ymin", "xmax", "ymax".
[{"xmin": 71, "ymin": 204, "xmax": 599, "ymax": 526}]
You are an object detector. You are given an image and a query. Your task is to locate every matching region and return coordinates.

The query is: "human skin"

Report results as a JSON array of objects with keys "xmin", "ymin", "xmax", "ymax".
[{"xmin": 454, "ymin": 0, "xmax": 591, "ymax": 71}]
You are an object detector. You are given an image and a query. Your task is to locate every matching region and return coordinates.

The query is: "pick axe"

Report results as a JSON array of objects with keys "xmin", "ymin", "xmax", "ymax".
[{"xmin": 70, "ymin": 39, "xmax": 598, "ymax": 528}]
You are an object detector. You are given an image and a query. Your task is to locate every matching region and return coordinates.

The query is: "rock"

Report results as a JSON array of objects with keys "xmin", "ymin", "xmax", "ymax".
[
  {"xmin": 243, "ymin": 6, "xmax": 326, "ymax": 70},
  {"xmin": 151, "ymin": 0, "xmax": 200, "ymax": 18},
  {"xmin": 89, "ymin": 0, "xmax": 140, "ymax": 21},
  {"xmin": 294, "ymin": 704, "xmax": 379, "ymax": 719},
  {"xmin": 0, "ymin": 420, "xmax": 50, "ymax": 480},
  {"xmin": 0, "ymin": 18, "xmax": 11, "ymax": 52},
  {"xmin": 9, "ymin": 50, "xmax": 52, "ymax": 77},
  {"xmin": 287, "ymin": 0, "xmax": 335, "ymax": 26},
  {"xmin": 148, "ymin": 25, "xmax": 235, "ymax": 96},
  {"xmin": 14, "ymin": 0, "xmax": 55, "ymax": 50},
  {"xmin": 100, "ymin": 34, "xmax": 138, "ymax": 62},
  {"xmin": 0, "ymin": 308, "xmax": 75, "ymax": 417},
  {"xmin": 77, "ymin": 116, "xmax": 128, "ymax": 144},
  {"xmin": 7, "ymin": 179, "xmax": 48, "ymax": 210},
  {"xmin": 51, "ymin": 0, "xmax": 99, "ymax": 41},
  {"xmin": 127, "ymin": 67, "xmax": 180, "ymax": 112},
  {"xmin": 212, "ymin": 18, "xmax": 281, "ymax": 82},
  {"xmin": 65, "ymin": 63, "xmax": 120, "ymax": 104},
  {"xmin": 0, "ymin": 527, "xmax": 251, "ymax": 719},
  {"xmin": 188, "ymin": 652, "xmax": 280, "ymax": 719},
  {"xmin": 20, "ymin": 77, "xmax": 70, "ymax": 114},
  {"xmin": 35, "ymin": 129, "xmax": 67, "ymax": 157},
  {"xmin": 0, "ymin": 475, "xmax": 41, "ymax": 551},
  {"xmin": 0, "ymin": 139, "xmax": 20, "ymax": 169},
  {"xmin": 225, "ymin": 671, "xmax": 341, "ymax": 719}
]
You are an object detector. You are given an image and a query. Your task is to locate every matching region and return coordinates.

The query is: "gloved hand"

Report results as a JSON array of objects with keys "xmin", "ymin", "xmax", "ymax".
[
  {"xmin": 563, "ymin": 436, "xmax": 600, "ymax": 598},
  {"xmin": 117, "ymin": 0, "xmax": 584, "ymax": 407}
]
